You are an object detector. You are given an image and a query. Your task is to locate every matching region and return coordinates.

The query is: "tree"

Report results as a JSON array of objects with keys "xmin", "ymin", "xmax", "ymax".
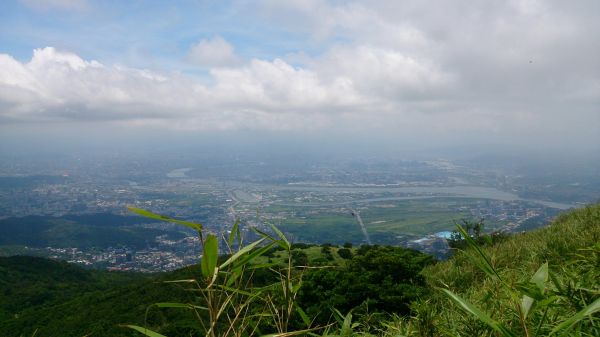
[
  {"xmin": 337, "ymin": 247, "xmax": 352, "ymax": 259},
  {"xmin": 291, "ymin": 250, "xmax": 308, "ymax": 266}
]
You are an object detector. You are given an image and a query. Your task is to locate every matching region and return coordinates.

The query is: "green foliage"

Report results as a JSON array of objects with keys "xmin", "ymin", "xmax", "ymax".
[
  {"xmin": 0, "ymin": 256, "xmax": 137, "ymax": 323},
  {"xmin": 0, "ymin": 256, "xmax": 197, "ymax": 337},
  {"xmin": 291, "ymin": 250, "xmax": 308, "ymax": 266},
  {"xmin": 199, "ymin": 234, "xmax": 217, "ymax": 278},
  {"xmin": 337, "ymin": 247, "xmax": 352, "ymax": 259},
  {"xmin": 299, "ymin": 245, "xmax": 434, "ymax": 327}
]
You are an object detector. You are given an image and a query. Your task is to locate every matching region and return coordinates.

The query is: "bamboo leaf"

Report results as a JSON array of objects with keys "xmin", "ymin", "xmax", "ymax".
[
  {"xmin": 200, "ymin": 234, "xmax": 218, "ymax": 279},
  {"xmin": 162, "ymin": 279, "xmax": 196, "ymax": 284},
  {"xmin": 516, "ymin": 282, "xmax": 546, "ymax": 301},
  {"xmin": 233, "ymin": 242, "xmax": 275, "ymax": 268},
  {"xmin": 253, "ymin": 227, "xmax": 288, "ymax": 250},
  {"xmin": 267, "ymin": 223, "xmax": 290, "ymax": 250},
  {"xmin": 224, "ymin": 267, "xmax": 242, "ymax": 287},
  {"xmin": 228, "ymin": 219, "xmax": 240, "ymax": 247},
  {"xmin": 550, "ymin": 297, "xmax": 600, "ymax": 335},
  {"xmin": 531, "ymin": 262, "xmax": 548, "ymax": 292},
  {"xmin": 341, "ymin": 311, "xmax": 353, "ymax": 336},
  {"xmin": 292, "ymin": 280, "xmax": 303, "ymax": 294},
  {"xmin": 521, "ymin": 295, "xmax": 535, "ymax": 322},
  {"xmin": 220, "ymin": 237, "xmax": 266, "ymax": 269},
  {"xmin": 121, "ymin": 325, "xmax": 167, "ymax": 337},
  {"xmin": 521, "ymin": 262, "xmax": 549, "ymax": 319},
  {"xmin": 441, "ymin": 288, "xmax": 516, "ymax": 337},
  {"xmin": 128, "ymin": 207, "xmax": 202, "ymax": 231}
]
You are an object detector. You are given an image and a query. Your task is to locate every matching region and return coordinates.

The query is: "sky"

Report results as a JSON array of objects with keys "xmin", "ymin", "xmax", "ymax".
[{"xmin": 0, "ymin": 0, "xmax": 599, "ymax": 156}]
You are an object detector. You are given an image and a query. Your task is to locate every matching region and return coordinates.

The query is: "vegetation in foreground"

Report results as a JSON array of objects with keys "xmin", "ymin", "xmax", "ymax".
[{"xmin": 0, "ymin": 204, "xmax": 598, "ymax": 336}]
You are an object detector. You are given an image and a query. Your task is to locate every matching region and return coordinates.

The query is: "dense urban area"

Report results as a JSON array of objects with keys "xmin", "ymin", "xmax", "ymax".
[{"xmin": 0, "ymin": 155, "xmax": 594, "ymax": 271}]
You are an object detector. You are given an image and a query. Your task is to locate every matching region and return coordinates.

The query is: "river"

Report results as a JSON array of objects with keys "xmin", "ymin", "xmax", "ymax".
[{"xmin": 261, "ymin": 184, "xmax": 575, "ymax": 210}]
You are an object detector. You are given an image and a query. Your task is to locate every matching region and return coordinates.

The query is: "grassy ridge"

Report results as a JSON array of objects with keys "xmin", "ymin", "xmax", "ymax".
[
  {"xmin": 425, "ymin": 203, "xmax": 599, "ymax": 288},
  {"xmin": 397, "ymin": 203, "xmax": 600, "ymax": 336}
]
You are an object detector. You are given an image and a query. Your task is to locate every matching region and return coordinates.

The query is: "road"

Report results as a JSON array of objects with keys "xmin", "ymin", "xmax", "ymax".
[{"xmin": 351, "ymin": 209, "xmax": 372, "ymax": 245}]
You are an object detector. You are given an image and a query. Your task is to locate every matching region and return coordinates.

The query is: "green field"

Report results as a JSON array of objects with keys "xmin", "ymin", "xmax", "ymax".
[
  {"xmin": 260, "ymin": 198, "xmax": 495, "ymax": 245},
  {"xmin": 361, "ymin": 198, "xmax": 470, "ymax": 235}
]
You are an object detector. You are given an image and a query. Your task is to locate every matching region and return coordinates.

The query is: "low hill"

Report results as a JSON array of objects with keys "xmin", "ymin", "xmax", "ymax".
[
  {"xmin": 0, "ymin": 256, "xmax": 203, "ymax": 337},
  {"xmin": 0, "ymin": 213, "xmax": 186, "ymax": 249}
]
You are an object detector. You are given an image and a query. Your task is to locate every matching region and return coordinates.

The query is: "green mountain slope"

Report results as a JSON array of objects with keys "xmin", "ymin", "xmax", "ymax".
[
  {"xmin": 0, "ymin": 244, "xmax": 433, "ymax": 336},
  {"xmin": 424, "ymin": 203, "xmax": 599, "ymax": 288},
  {"xmin": 1, "ymin": 204, "xmax": 598, "ymax": 336},
  {"xmin": 0, "ymin": 256, "xmax": 204, "ymax": 337},
  {"xmin": 407, "ymin": 203, "xmax": 600, "ymax": 336}
]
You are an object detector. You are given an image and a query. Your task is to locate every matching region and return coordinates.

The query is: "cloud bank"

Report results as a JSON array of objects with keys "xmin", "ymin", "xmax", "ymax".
[{"xmin": 1, "ymin": 0, "xmax": 598, "ymax": 149}]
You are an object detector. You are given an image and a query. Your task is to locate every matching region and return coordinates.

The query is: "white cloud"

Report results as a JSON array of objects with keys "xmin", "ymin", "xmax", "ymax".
[
  {"xmin": 0, "ymin": 47, "xmax": 372, "ymax": 129},
  {"xmin": 313, "ymin": 45, "xmax": 454, "ymax": 101},
  {"xmin": 187, "ymin": 36, "xmax": 241, "ymax": 68},
  {"xmin": 1, "ymin": 43, "xmax": 452, "ymax": 127},
  {"xmin": 20, "ymin": 0, "xmax": 89, "ymax": 11}
]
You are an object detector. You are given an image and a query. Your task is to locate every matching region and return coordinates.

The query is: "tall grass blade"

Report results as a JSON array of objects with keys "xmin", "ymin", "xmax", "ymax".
[
  {"xmin": 455, "ymin": 222, "xmax": 504, "ymax": 284},
  {"xmin": 331, "ymin": 307, "xmax": 345, "ymax": 326},
  {"xmin": 294, "ymin": 303, "xmax": 311, "ymax": 327},
  {"xmin": 440, "ymin": 288, "xmax": 516, "ymax": 337},
  {"xmin": 550, "ymin": 297, "xmax": 600, "ymax": 335}
]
